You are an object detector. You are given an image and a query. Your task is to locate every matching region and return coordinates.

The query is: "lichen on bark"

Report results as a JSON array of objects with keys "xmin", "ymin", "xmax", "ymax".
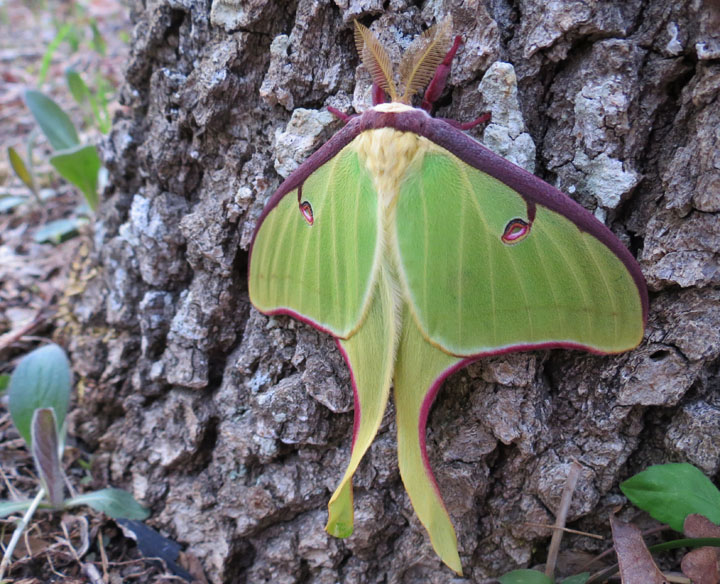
[{"xmin": 64, "ymin": 0, "xmax": 720, "ymax": 581}]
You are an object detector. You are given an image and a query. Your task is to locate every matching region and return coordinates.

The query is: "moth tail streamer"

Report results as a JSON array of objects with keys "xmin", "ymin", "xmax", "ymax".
[
  {"xmin": 394, "ymin": 306, "xmax": 464, "ymax": 575},
  {"xmin": 326, "ymin": 268, "xmax": 396, "ymax": 537}
]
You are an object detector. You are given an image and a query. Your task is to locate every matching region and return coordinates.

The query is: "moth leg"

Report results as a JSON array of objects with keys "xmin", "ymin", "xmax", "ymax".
[
  {"xmin": 421, "ymin": 35, "xmax": 462, "ymax": 112},
  {"xmin": 327, "ymin": 106, "xmax": 356, "ymax": 124},
  {"xmin": 437, "ymin": 112, "xmax": 492, "ymax": 131}
]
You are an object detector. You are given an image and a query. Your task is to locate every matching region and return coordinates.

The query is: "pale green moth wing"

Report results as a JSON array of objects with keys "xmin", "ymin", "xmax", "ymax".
[
  {"xmin": 249, "ymin": 138, "xmax": 393, "ymax": 540},
  {"xmin": 395, "ymin": 142, "xmax": 646, "ymax": 356},
  {"xmin": 389, "ymin": 131, "xmax": 646, "ymax": 574},
  {"xmin": 249, "ymin": 141, "xmax": 381, "ymax": 339}
]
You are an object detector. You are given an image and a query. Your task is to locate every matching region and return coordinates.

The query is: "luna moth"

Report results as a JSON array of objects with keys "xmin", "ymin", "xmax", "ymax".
[{"xmin": 248, "ymin": 19, "xmax": 647, "ymax": 574}]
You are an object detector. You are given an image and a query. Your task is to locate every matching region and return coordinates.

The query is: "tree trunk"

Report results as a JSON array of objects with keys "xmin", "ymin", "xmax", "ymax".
[{"xmin": 64, "ymin": 0, "xmax": 720, "ymax": 582}]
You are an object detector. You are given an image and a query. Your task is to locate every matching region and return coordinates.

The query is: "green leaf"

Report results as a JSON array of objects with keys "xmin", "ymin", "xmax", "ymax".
[
  {"xmin": 90, "ymin": 21, "xmax": 107, "ymax": 55},
  {"xmin": 498, "ymin": 570, "xmax": 554, "ymax": 584},
  {"xmin": 0, "ymin": 500, "xmax": 33, "ymax": 518},
  {"xmin": 8, "ymin": 146, "xmax": 35, "ymax": 192},
  {"xmin": 0, "ymin": 374, "xmax": 9, "ymax": 392},
  {"xmin": 65, "ymin": 68, "xmax": 89, "ymax": 105},
  {"xmin": 561, "ymin": 574, "xmax": 590, "ymax": 584},
  {"xmin": 31, "ymin": 408, "xmax": 64, "ymax": 509},
  {"xmin": 49, "ymin": 144, "xmax": 101, "ymax": 210},
  {"xmin": 34, "ymin": 217, "xmax": 88, "ymax": 244},
  {"xmin": 24, "ymin": 89, "xmax": 80, "ymax": 151},
  {"xmin": 65, "ymin": 23, "xmax": 81, "ymax": 52},
  {"xmin": 650, "ymin": 537, "xmax": 720, "ymax": 553},
  {"xmin": 8, "ymin": 344, "xmax": 72, "ymax": 447},
  {"xmin": 65, "ymin": 488, "xmax": 150, "ymax": 520},
  {"xmin": 620, "ymin": 463, "xmax": 720, "ymax": 532},
  {"xmin": 37, "ymin": 23, "xmax": 72, "ymax": 86}
]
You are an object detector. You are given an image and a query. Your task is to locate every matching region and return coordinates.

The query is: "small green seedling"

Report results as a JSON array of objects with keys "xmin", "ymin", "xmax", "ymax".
[
  {"xmin": 7, "ymin": 15, "xmax": 113, "ymax": 221},
  {"xmin": 7, "ymin": 146, "xmax": 37, "ymax": 200},
  {"xmin": 0, "ymin": 344, "xmax": 148, "ymax": 579},
  {"xmin": 66, "ymin": 68, "xmax": 112, "ymax": 134},
  {"xmin": 37, "ymin": 23, "xmax": 74, "ymax": 87},
  {"xmin": 23, "ymin": 89, "xmax": 102, "ymax": 211},
  {"xmin": 4, "ymin": 136, "xmax": 44, "ymax": 212}
]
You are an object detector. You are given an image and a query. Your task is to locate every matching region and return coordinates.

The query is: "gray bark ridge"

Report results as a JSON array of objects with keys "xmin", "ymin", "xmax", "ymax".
[{"xmin": 65, "ymin": 0, "xmax": 720, "ymax": 582}]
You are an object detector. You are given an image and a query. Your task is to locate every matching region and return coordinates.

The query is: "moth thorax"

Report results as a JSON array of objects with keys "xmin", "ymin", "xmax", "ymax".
[{"xmin": 355, "ymin": 128, "xmax": 427, "ymax": 207}]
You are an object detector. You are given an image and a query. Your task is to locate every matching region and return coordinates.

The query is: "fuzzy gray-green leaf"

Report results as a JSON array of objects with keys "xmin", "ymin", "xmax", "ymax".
[
  {"xmin": 65, "ymin": 488, "xmax": 149, "ymax": 520},
  {"xmin": 24, "ymin": 89, "xmax": 80, "ymax": 151},
  {"xmin": 8, "ymin": 344, "xmax": 72, "ymax": 447}
]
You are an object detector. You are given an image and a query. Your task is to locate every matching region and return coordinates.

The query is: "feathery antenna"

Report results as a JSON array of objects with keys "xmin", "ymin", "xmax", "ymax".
[
  {"xmin": 399, "ymin": 18, "xmax": 453, "ymax": 104},
  {"xmin": 354, "ymin": 21, "xmax": 398, "ymax": 103}
]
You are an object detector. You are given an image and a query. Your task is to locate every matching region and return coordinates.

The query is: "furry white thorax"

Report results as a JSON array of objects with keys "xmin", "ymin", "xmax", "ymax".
[
  {"xmin": 354, "ymin": 122, "xmax": 431, "ymax": 209},
  {"xmin": 371, "ymin": 102, "xmax": 417, "ymax": 114}
]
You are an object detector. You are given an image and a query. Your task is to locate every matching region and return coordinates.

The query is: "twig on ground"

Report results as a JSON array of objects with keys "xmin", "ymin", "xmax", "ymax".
[
  {"xmin": 523, "ymin": 521, "xmax": 604, "ymax": 540},
  {"xmin": 0, "ymin": 486, "xmax": 46, "ymax": 579},
  {"xmin": 98, "ymin": 531, "xmax": 109, "ymax": 579},
  {"xmin": 0, "ymin": 310, "xmax": 51, "ymax": 355},
  {"xmin": 545, "ymin": 459, "xmax": 582, "ymax": 579}
]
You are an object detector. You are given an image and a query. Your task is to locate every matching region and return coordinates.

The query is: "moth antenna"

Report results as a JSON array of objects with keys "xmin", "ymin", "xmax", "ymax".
[
  {"xmin": 354, "ymin": 21, "xmax": 398, "ymax": 103},
  {"xmin": 399, "ymin": 18, "xmax": 453, "ymax": 105}
]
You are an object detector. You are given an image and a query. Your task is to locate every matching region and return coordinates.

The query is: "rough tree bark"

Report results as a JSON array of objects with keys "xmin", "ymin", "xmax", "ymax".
[{"xmin": 63, "ymin": 0, "xmax": 720, "ymax": 582}]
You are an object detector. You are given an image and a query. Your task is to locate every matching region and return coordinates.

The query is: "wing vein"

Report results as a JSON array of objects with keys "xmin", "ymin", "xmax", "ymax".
[
  {"xmin": 351, "ymin": 154, "xmax": 361, "ymax": 329},
  {"xmin": 524, "ymin": 221, "xmax": 563, "ymax": 339},
  {"xmin": 581, "ymin": 232, "xmax": 619, "ymax": 344},
  {"xmin": 421, "ymin": 165, "xmax": 430, "ymax": 323},
  {"xmin": 329, "ymin": 156, "xmax": 341, "ymax": 325},
  {"xmin": 458, "ymin": 163, "xmax": 497, "ymax": 344},
  {"xmin": 539, "ymin": 214, "xmax": 593, "ymax": 338},
  {"xmin": 456, "ymin": 173, "xmax": 465, "ymax": 342}
]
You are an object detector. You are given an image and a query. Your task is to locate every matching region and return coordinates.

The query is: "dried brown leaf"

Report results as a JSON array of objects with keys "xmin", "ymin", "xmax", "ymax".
[
  {"xmin": 399, "ymin": 18, "xmax": 452, "ymax": 103},
  {"xmin": 681, "ymin": 514, "xmax": 720, "ymax": 584},
  {"xmin": 354, "ymin": 21, "xmax": 397, "ymax": 102},
  {"xmin": 610, "ymin": 515, "xmax": 668, "ymax": 584},
  {"xmin": 685, "ymin": 514, "xmax": 720, "ymax": 538},
  {"xmin": 681, "ymin": 547, "xmax": 720, "ymax": 584}
]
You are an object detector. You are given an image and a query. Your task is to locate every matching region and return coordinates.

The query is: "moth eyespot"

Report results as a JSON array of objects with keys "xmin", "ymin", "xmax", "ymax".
[
  {"xmin": 501, "ymin": 219, "xmax": 530, "ymax": 244},
  {"xmin": 300, "ymin": 201, "xmax": 314, "ymax": 225}
]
